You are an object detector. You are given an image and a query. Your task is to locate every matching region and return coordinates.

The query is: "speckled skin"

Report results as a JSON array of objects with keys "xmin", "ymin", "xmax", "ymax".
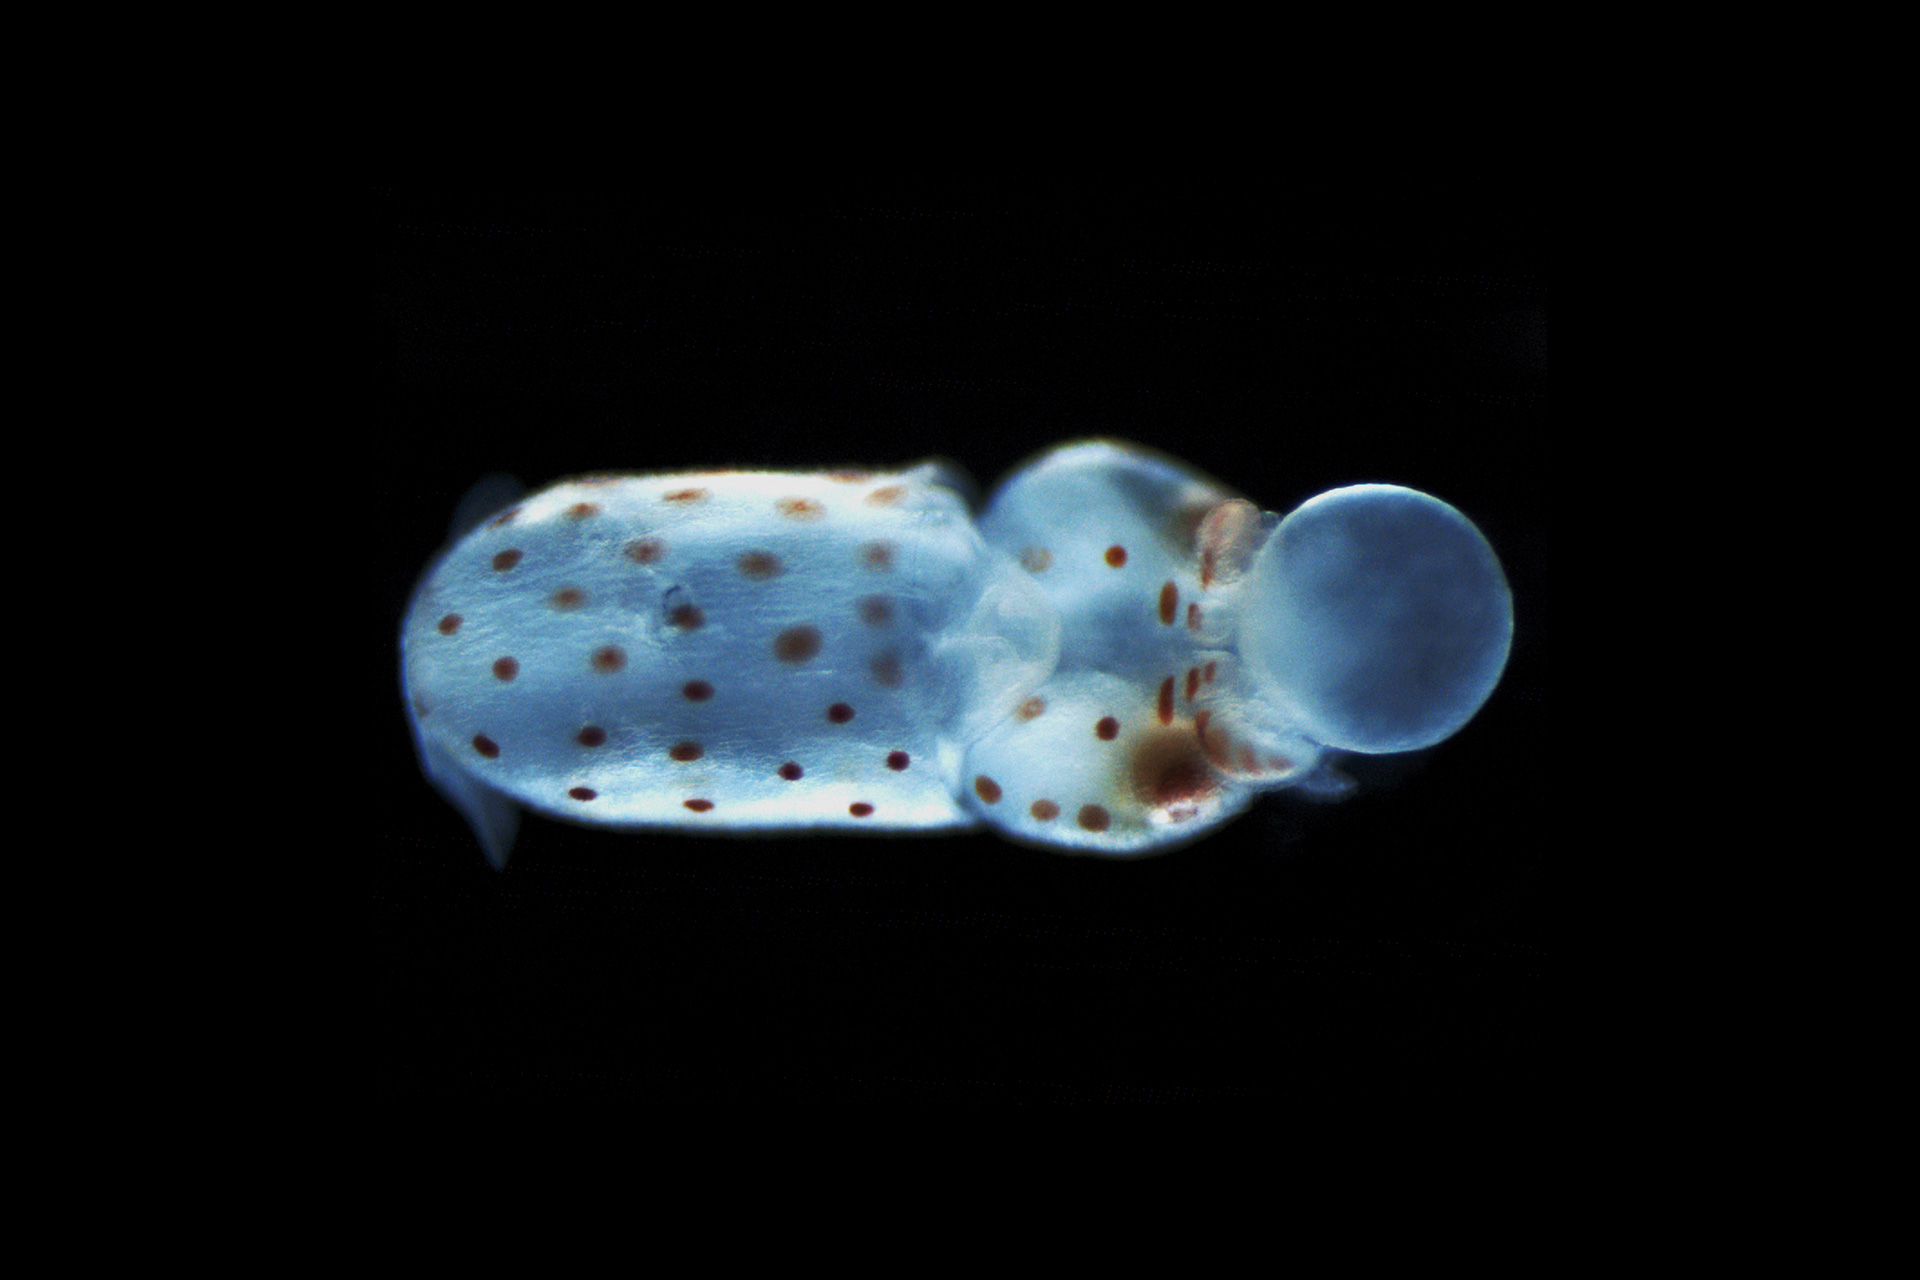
[
  {"xmin": 403, "ymin": 462, "xmax": 1056, "ymax": 862},
  {"xmin": 964, "ymin": 443, "xmax": 1333, "ymax": 853},
  {"xmin": 403, "ymin": 440, "xmax": 1509, "ymax": 865}
]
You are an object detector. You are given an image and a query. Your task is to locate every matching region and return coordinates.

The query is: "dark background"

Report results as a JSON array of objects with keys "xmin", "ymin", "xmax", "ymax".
[{"xmin": 363, "ymin": 192, "xmax": 1547, "ymax": 1099}]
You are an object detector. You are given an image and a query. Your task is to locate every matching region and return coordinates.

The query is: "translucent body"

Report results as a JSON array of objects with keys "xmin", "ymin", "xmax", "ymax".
[
  {"xmin": 402, "ymin": 440, "xmax": 1513, "ymax": 864},
  {"xmin": 401, "ymin": 464, "xmax": 1055, "ymax": 864}
]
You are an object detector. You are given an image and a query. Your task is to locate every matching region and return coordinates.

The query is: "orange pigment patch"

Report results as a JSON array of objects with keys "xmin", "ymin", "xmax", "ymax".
[
  {"xmin": 1157, "ymin": 676, "xmax": 1175, "ymax": 725},
  {"xmin": 1198, "ymin": 499, "xmax": 1260, "ymax": 589},
  {"xmin": 663, "ymin": 488, "xmax": 708, "ymax": 504},
  {"xmin": 1159, "ymin": 581, "xmax": 1178, "ymax": 625},
  {"xmin": 776, "ymin": 497, "xmax": 825, "ymax": 521},
  {"xmin": 738, "ymin": 551, "xmax": 783, "ymax": 578},
  {"xmin": 774, "ymin": 626, "xmax": 822, "ymax": 663},
  {"xmin": 1128, "ymin": 727, "xmax": 1220, "ymax": 816}
]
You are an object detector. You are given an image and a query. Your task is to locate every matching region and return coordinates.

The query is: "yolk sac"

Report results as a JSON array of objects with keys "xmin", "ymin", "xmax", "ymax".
[{"xmin": 1239, "ymin": 485, "xmax": 1512, "ymax": 754}]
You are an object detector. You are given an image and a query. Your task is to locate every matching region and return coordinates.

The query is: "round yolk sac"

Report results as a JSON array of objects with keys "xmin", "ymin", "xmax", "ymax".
[{"xmin": 1239, "ymin": 484, "xmax": 1512, "ymax": 754}]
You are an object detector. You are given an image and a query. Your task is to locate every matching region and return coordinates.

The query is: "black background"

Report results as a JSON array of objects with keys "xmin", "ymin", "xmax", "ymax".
[{"xmin": 363, "ymin": 191, "xmax": 1547, "ymax": 1099}]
